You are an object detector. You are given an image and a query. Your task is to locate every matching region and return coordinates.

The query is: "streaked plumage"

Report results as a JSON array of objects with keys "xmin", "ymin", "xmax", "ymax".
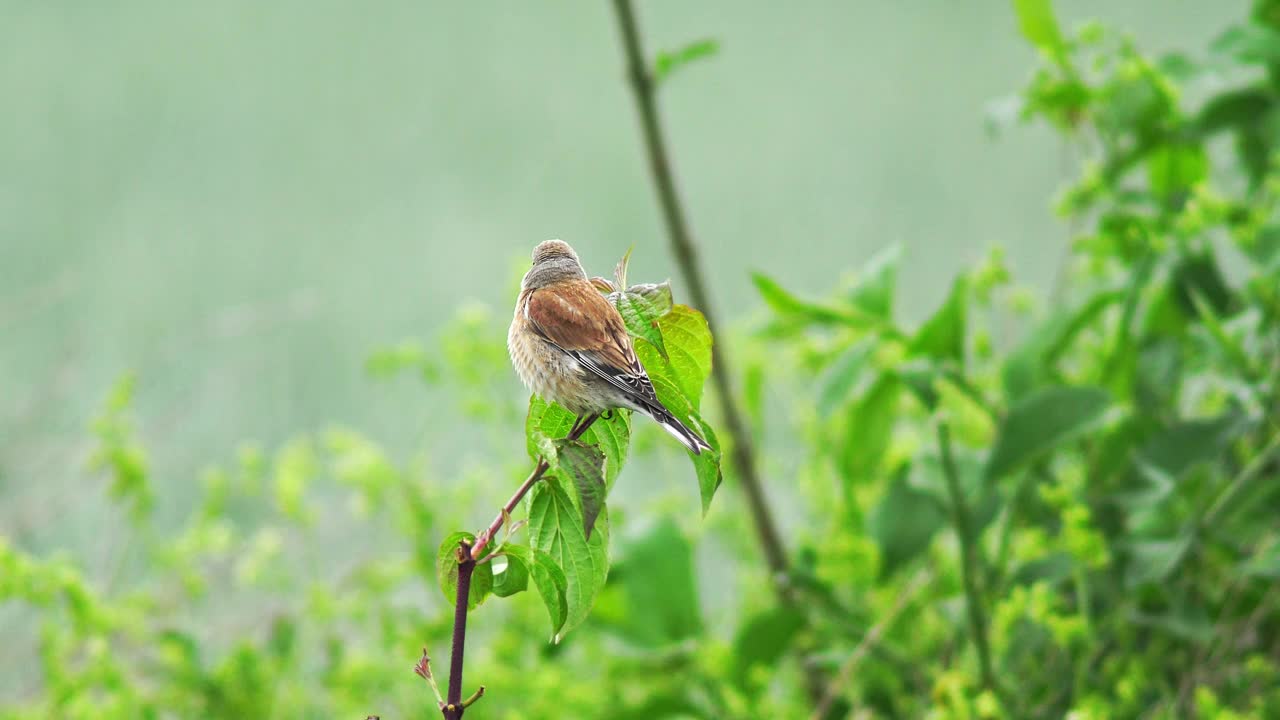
[{"xmin": 509, "ymin": 239, "xmax": 711, "ymax": 454}]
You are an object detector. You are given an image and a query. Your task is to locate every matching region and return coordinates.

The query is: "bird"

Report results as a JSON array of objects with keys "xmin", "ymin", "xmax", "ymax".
[{"xmin": 508, "ymin": 239, "xmax": 711, "ymax": 455}]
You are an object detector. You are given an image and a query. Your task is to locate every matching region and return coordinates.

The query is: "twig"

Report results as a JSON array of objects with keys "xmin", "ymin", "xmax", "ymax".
[
  {"xmin": 442, "ymin": 542, "xmax": 475, "ymax": 720},
  {"xmin": 469, "ymin": 415, "xmax": 600, "ymax": 560},
  {"xmin": 608, "ymin": 0, "xmax": 789, "ymax": 593},
  {"xmin": 470, "ymin": 459, "xmax": 550, "ymax": 561},
  {"xmin": 609, "ymin": 0, "xmax": 828, "ymax": 706},
  {"xmin": 435, "ymin": 414, "xmax": 601, "ymax": 718},
  {"xmin": 937, "ymin": 421, "xmax": 999, "ymax": 700},
  {"xmin": 809, "ymin": 569, "xmax": 932, "ymax": 720},
  {"xmin": 1202, "ymin": 431, "xmax": 1280, "ymax": 528}
]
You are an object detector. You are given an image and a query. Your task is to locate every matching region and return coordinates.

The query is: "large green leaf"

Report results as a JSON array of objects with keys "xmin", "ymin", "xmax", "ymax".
[
  {"xmin": 528, "ymin": 478, "xmax": 609, "ymax": 638},
  {"xmin": 653, "ymin": 305, "xmax": 713, "ymax": 411},
  {"xmin": 555, "ymin": 439, "xmax": 607, "ymax": 539},
  {"xmin": 910, "ymin": 275, "xmax": 968, "ymax": 365},
  {"xmin": 435, "ymin": 531, "xmax": 493, "ymax": 611},
  {"xmin": 985, "ymin": 386, "xmax": 1112, "ymax": 481},
  {"xmin": 499, "ymin": 544, "xmax": 569, "ymax": 636},
  {"xmin": 839, "ymin": 374, "xmax": 900, "ymax": 490},
  {"xmin": 526, "ymin": 395, "xmax": 631, "ymax": 488},
  {"xmin": 631, "ymin": 307, "xmax": 722, "ymax": 512},
  {"xmin": 645, "ymin": 371, "xmax": 723, "ymax": 514}
]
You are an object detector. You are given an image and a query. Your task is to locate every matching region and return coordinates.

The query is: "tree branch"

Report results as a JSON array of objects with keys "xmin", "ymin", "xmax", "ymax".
[
  {"xmin": 607, "ymin": 2, "xmax": 836, "ymax": 708},
  {"xmin": 470, "ymin": 459, "xmax": 549, "ymax": 561},
  {"xmin": 435, "ymin": 414, "xmax": 602, "ymax": 718},
  {"xmin": 609, "ymin": 0, "xmax": 789, "ymax": 586},
  {"xmin": 809, "ymin": 569, "xmax": 931, "ymax": 720},
  {"xmin": 469, "ymin": 414, "xmax": 599, "ymax": 561},
  {"xmin": 441, "ymin": 542, "xmax": 474, "ymax": 720}
]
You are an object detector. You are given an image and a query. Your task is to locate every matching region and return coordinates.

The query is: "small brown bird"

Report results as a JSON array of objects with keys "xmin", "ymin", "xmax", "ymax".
[{"xmin": 509, "ymin": 239, "xmax": 711, "ymax": 454}]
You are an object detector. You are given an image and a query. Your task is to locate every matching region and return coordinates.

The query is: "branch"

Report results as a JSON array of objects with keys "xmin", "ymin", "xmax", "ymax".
[
  {"xmin": 937, "ymin": 421, "xmax": 1000, "ymax": 700},
  {"xmin": 608, "ymin": 1, "xmax": 834, "ymax": 708},
  {"xmin": 469, "ymin": 415, "xmax": 599, "ymax": 561},
  {"xmin": 809, "ymin": 569, "xmax": 931, "ymax": 720},
  {"xmin": 435, "ymin": 414, "xmax": 602, "ymax": 718},
  {"xmin": 470, "ymin": 459, "xmax": 549, "ymax": 561},
  {"xmin": 609, "ymin": 0, "xmax": 788, "ymax": 587},
  {"xmin": 441, "ymin": 542, "xmax": 474, "ymax": 720}
]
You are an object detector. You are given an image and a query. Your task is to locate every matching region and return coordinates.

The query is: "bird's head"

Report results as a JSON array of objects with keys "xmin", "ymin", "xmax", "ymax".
[{"xmin": 524, "ymin": 239, "xmax": 587, "ymax": 289}]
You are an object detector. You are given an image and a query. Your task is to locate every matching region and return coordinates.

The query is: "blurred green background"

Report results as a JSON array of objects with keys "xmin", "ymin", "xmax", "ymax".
[
  {"xmin": 1, "ymin": 0, "xmax": 1238, "ymax": 543},
  {"xmin": 0, "ymin": 1, "xmax": 1253, "ymax": 713}
]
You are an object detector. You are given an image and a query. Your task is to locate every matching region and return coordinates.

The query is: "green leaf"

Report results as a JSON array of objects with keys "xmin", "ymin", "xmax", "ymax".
[
  {"xmin": 1002, "ymin": 290, "xmax": 1123, "ymax": 399},
  {"xmin": 611, "ymin": 519, "xmax": 703, "ymax": 647},
  {"xmin": 689, "ymin": 417, "xmax": 722, "ymax": 515},
  {"xmin": 847, "ymin": 244, "xmax": 900, "ymax": 320},
  {"xmin": 1013, "ymin": 0, "xmax": 1065, "ymax": 57},
  {"xmin": 554, "ymin": 439, "xmax": 607, "ymax": 539},
  {"xmin": 1125, "ymin": 535, "xmax": 1193, "ymax": 587},
  {"xmin": 491, "ymin": 552, "xmax": 528, "ymax": 598},
  {"xmin": 869, "ymin": 465, "xmax": 947, "ymax": 578},
  {"xmin": 910, "ymin": 275, "xmax": 968, "ymax": 364},
  {"xmin": 435, "ymin": 532, "xmax": 493, "ymax": 611},
  {"xmin": 839, "ymin": 374, "xmax": 900, "ymax": 489},
  {"xmin": 654, "ymin": 38, "xmax": 719, "ymax": 83},
  {"xmin": 1172, "ymin": 252, "xmax": 1234, "ymax": 319},
  {"xmin": 528, "ymin": 478, "xmax": 608, "ymax": 638},
  {"xmin": 1211, "ymin": 22, "xmax": 1280, "ymax": 66},
  {"xmin": 732, "ymin": 606, "xmax": 806, "ymax": 693},
  {"xmin": 499, "ymin": 544, "xmax": 569, "ymax": 635},
  {"xmin": 654, "ymin": 305, "xmax": 713, "ymax": 410},
  {"xmin": 985, "ymin": 386, "xmax": 1112, "ymax": 481},
  {"xmin": 1194, "ymin": 87, "xmax": 1274, "ymax": 137},
  {"xmin": 630, "ymin": 281, "xmax": 674, "ymax": 316},
  {"xmin": 752, "ymin": 273, "xmax": 870, "ymax": 328},
  {"xmin": 815, "ymin": 338, "xmax": 875, "ymax": 417},
  {"xmin": 645, "ymin": 370, "xmax": 723, "ymax": 514},
  {"xmin": 1147, "ymin": 142, "xmax": 1207, "ymax": 203},
  {"xmin": 611, "ymin": 290, "xmax": 668, "ymax": 359},
  {"xmin": 526, "ymin": 395, "xmax": 631, "ymax": 488},
  {"xmin": 1136, "ymin": 415, "xmax": 1240, "ymax": 480}
]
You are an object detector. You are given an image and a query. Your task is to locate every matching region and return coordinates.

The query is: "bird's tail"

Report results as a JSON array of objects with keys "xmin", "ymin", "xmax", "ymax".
[{"xmin": 645, "ymin": 403, "xmax": 712, "ymax": 455}]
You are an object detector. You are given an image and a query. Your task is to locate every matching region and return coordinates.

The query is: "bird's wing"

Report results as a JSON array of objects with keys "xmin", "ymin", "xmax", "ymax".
[{"xmin": 525, "ymin": 280, "xmax": 661, "ymax": 407}]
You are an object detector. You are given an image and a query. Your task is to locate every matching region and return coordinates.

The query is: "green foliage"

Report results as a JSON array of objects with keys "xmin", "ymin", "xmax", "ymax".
[
  {"xmin": 8, "ymin": 2, "xmax": 1280, "ymax": 718},
  {"xmin": 436, "ymin": 532, "xmax": 493, "ymax": 611},
  {"xmin": 88, "ymin": 373, "xmax": 153, "ymax": 523},
  {"xmin": 745, "ymin": 1, "xmax": 1280, "ymax": 715}
]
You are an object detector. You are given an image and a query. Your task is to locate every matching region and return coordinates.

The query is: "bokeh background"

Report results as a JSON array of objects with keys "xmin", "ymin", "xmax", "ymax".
[{"xmin": 0, "ymin": 0, "xmax": 1248, "ymax": 707}]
